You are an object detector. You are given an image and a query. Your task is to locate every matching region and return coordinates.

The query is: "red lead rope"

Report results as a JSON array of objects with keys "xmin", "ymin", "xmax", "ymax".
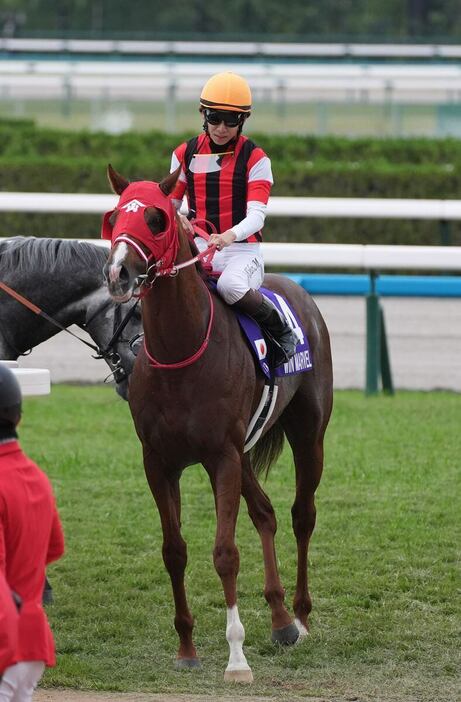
[
  {"xmin": 122, "ymin": 217, "xmax": 218, "ymax": 368},
  {"xmin": 143, "ymin": 284, "xmax": 215, "ymax": 369}
]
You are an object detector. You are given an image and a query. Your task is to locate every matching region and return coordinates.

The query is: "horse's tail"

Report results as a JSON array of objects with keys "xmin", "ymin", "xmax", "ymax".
[{"xmin": 249, "ymin": 420, "xmax": 285, "ymax": 480}]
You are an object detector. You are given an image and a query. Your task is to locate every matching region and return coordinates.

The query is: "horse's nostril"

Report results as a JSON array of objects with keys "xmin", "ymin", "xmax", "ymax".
[{"xmin": 119, "ymin": 266, "xmax": 129, "ymax": 283}]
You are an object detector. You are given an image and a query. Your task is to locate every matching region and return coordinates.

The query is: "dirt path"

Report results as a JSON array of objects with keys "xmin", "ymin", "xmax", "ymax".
[{"xmin": 35, "ymin": 691, "xmax": 334, "ymax": 702}]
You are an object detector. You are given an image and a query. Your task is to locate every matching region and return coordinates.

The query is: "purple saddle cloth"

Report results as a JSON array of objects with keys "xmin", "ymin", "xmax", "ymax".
[{"xmin": 235, "ymin": 288, "xmax": 313, "ymax": 380}]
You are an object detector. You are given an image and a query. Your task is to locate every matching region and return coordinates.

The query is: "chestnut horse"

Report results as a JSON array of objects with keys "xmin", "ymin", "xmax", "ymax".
[{"xmin": 103, "ymin": 165, "xmax": 333, "ymax": 682}]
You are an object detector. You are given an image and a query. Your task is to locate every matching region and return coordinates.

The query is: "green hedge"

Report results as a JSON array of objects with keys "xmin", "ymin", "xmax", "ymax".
[{"xmin": 1, "ymin": 122, "xmax": 460, "ymax": 245}]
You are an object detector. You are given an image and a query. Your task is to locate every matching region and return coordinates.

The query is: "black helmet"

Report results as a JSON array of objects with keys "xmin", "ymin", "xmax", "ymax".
[{"xmin": 0, "ymin": 364, "xmax": 22, "ymax": 425}]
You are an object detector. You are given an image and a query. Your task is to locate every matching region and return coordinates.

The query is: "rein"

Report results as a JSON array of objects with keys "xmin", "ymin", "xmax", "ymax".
[
  {"xmin": 0, "ymin": 280, "xmax": 133, "ymax": 382},
  {"xmin": 86, "ymin": 298, "xmax": 140, "ymax": 359},
  {"xmin": 0, "ymin": 280, "xmax": 101, "ymax": 354}
]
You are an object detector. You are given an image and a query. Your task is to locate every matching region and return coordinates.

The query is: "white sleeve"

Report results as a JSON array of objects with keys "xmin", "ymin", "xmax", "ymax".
[
  {"xmin": 231, "ymin": 201, "xmax": 268, "ymax": 242},
  {"xmin": 248, "ymin": 155, "xmax": 274, "ymax": 185},
  {"xmin": 170, "ymin": 152, "xmax": 188, "ymax": 212}
]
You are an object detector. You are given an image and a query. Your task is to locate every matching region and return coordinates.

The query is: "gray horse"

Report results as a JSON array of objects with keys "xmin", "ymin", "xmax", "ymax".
[{"xmin": 0, "ymin": 237, "xmax": 142, "ymax": 400}]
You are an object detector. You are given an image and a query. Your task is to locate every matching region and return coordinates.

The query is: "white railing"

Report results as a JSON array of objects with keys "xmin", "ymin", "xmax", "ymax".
[
  {"xmin": 261, "ymin": 243, "xmax": 461, "ymax": 271},
  {"xmin": 1, "ymin": 38, "xmax": 461, "ymax": 59},
  {"xmin": 2, "ymin": 192, "xmax": 461, "ymax": 220},
  {"xmin": 79, "ymin": 239, "xmax": 461, "ymax": 271},
  {"xmin": 1, "ymin": 191, "xmax": 461, "ymax": 272},
  {"xmin": 2, "ymin": 59, "xmax": 461, "ymax": 104}
]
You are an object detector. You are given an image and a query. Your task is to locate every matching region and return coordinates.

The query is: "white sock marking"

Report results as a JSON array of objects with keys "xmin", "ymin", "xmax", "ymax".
[{"xmin": 225, "ymin": 605, "xmax": 251, "ymax": 673}]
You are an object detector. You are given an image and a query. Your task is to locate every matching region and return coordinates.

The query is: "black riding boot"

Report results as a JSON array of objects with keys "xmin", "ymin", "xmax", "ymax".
[{"xmin": 235, "ymin": 290, "xmax": 299, "ymax": 367}]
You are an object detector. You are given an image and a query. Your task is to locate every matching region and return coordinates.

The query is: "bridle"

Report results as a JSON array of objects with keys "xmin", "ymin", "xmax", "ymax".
[
  {"xmin": 83, "ymin": 297, "xmax": 141, "ymax": 383},
  {"xmin": 109, "ymin": 223, "xmax": 217, "ymax": 370},
  {"xmin": 118, "ymin": 228, "xmax": 217, "ymax": 293}
]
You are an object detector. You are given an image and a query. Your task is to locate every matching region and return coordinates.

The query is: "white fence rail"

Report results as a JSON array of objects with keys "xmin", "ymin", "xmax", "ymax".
[
  {"xmin": 1, "ymin": 192, "xmax": 461, "ymax": 272},
  {"xmin": 261, "ymin": 243, "xmax": 461, "ymax": 271},
  {"xmin": 2, "ymin": 192, "xmax": 461, "ymax": 220},
  {"xmin": 2, "ymin": 38, "xmax": 461, "ymax": 60},
  {"xmin": 2, "ymin": 60, "xmax": 461, "ymax": 104}
]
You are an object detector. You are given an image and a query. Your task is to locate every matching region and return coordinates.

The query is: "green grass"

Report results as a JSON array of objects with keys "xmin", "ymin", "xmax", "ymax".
[{"xmin": 20, "ymin": 386, "xmax": 460, "ymax": 701}]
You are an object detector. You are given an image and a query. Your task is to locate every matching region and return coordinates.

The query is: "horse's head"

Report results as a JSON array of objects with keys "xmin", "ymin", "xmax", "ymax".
[{"xmin": 102, "ymin": 165, "xmax": 180, "ymax": 302}]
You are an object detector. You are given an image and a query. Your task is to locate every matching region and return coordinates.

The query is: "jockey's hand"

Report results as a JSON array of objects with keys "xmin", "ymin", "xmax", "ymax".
[
  {"xmin": 177, "ymin": 213, "xmax": 194, "ymax": 237},
  {"xmin": 208, "ymin": 230, "xmax": 237, "ymax": 251}
]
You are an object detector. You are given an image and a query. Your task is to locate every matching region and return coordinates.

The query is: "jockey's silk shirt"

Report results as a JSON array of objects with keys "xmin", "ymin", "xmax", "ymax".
[{"xmin": 170, "ymin": 134, "xmax": 273, "ymax": 242}]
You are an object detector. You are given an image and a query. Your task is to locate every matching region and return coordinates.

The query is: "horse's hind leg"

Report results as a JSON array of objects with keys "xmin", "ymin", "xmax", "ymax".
[
  {"xmin": 241, "ymin": 457, "xmax": 299, "ymax": 645},
  {"xmin": 143, "ymin": 453, "xmax": 199, "ymax": 669},
  {"xmin": 281, "ymin": 395, "xmax": 330, "ymax": 636}
]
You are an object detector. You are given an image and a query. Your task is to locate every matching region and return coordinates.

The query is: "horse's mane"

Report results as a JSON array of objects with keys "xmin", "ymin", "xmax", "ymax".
[{"xmin": 0, "ymin": 237, "xmax": 108, "ymax": 274}]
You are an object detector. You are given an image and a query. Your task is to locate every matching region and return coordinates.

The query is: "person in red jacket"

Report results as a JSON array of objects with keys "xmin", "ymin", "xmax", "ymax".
[
  {"xmin": 0, "ymin": 364, "xmax": 65, "ymax": 701},
  {"xmin": 170, "ymin": 71, "xmax": 299, "ymax": 366}
]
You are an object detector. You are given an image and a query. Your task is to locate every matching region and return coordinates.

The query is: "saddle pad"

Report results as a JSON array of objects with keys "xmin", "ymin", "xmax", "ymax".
[{"xmin": 236, "ymin": 288, "xmax": 313, "ymax": 380}]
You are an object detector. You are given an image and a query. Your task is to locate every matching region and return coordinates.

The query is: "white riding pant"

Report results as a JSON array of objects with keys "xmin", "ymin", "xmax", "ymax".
[
  {"xmin": 0, "ymin": 662, "xmax": 45, "ymax": 702},
  {"xmin": 195, "ymin": 238, "xmax": 264, "ymax": 305}
]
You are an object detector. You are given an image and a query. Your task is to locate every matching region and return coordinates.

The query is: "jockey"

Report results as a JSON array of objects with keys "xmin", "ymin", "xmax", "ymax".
[{"xmin": 169, "ymin": 71, "xmax": 298, "ymax": 367}]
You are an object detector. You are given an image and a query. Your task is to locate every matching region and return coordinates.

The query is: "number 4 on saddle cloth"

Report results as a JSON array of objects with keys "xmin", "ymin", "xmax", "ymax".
[
  {"xmin": 214, "ymin": 283, "xmax": 313, "ymax": 453},
  {"xmin": 235, "ymin": 287, "xmax": 312, "ymax": 381}
]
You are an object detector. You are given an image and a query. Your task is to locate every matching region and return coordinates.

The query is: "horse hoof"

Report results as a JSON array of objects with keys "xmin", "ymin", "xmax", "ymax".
[
  {"xmin": 224, "ymin": 668, "xmax": 254, "ymax": 683},
  {"xmin": 271, "ymin": 622, "xmax": 300, "ymax": 646},
  {"xmin": 175, "ymin": 657, "xmax": 201, "ymax": 670}
]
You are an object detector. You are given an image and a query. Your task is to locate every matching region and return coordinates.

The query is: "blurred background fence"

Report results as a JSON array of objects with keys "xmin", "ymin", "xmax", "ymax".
[{"xmin": 2, "ymin": 39, "xmax": 461, "ymax": 136}]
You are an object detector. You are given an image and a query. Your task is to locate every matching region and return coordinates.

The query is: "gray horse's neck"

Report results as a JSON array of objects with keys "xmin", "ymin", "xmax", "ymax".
[{"xmin": 0, "ymin": 237, "xmax": 108, "ymax": 357}]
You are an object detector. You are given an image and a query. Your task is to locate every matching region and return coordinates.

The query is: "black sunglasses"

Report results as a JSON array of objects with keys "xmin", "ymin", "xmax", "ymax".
[{"xmin": 204, "ymin": 110, "xmax": 243, "ymax": 128}]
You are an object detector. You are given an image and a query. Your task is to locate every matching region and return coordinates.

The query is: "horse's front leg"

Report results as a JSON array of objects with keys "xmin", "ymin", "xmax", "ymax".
[
  {"xmin": 205, "ymin": 451, "xmax": 253, "ymax": 683},
  {"xmin": 143, "ymin": 453, "xmax": 199, "ymax": 668}
]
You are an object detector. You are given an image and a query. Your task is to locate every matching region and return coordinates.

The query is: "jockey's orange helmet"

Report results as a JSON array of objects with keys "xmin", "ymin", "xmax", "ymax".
[{"xmin": 200, "ymin": 72, "xmax": 252, "ymax": 114}]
